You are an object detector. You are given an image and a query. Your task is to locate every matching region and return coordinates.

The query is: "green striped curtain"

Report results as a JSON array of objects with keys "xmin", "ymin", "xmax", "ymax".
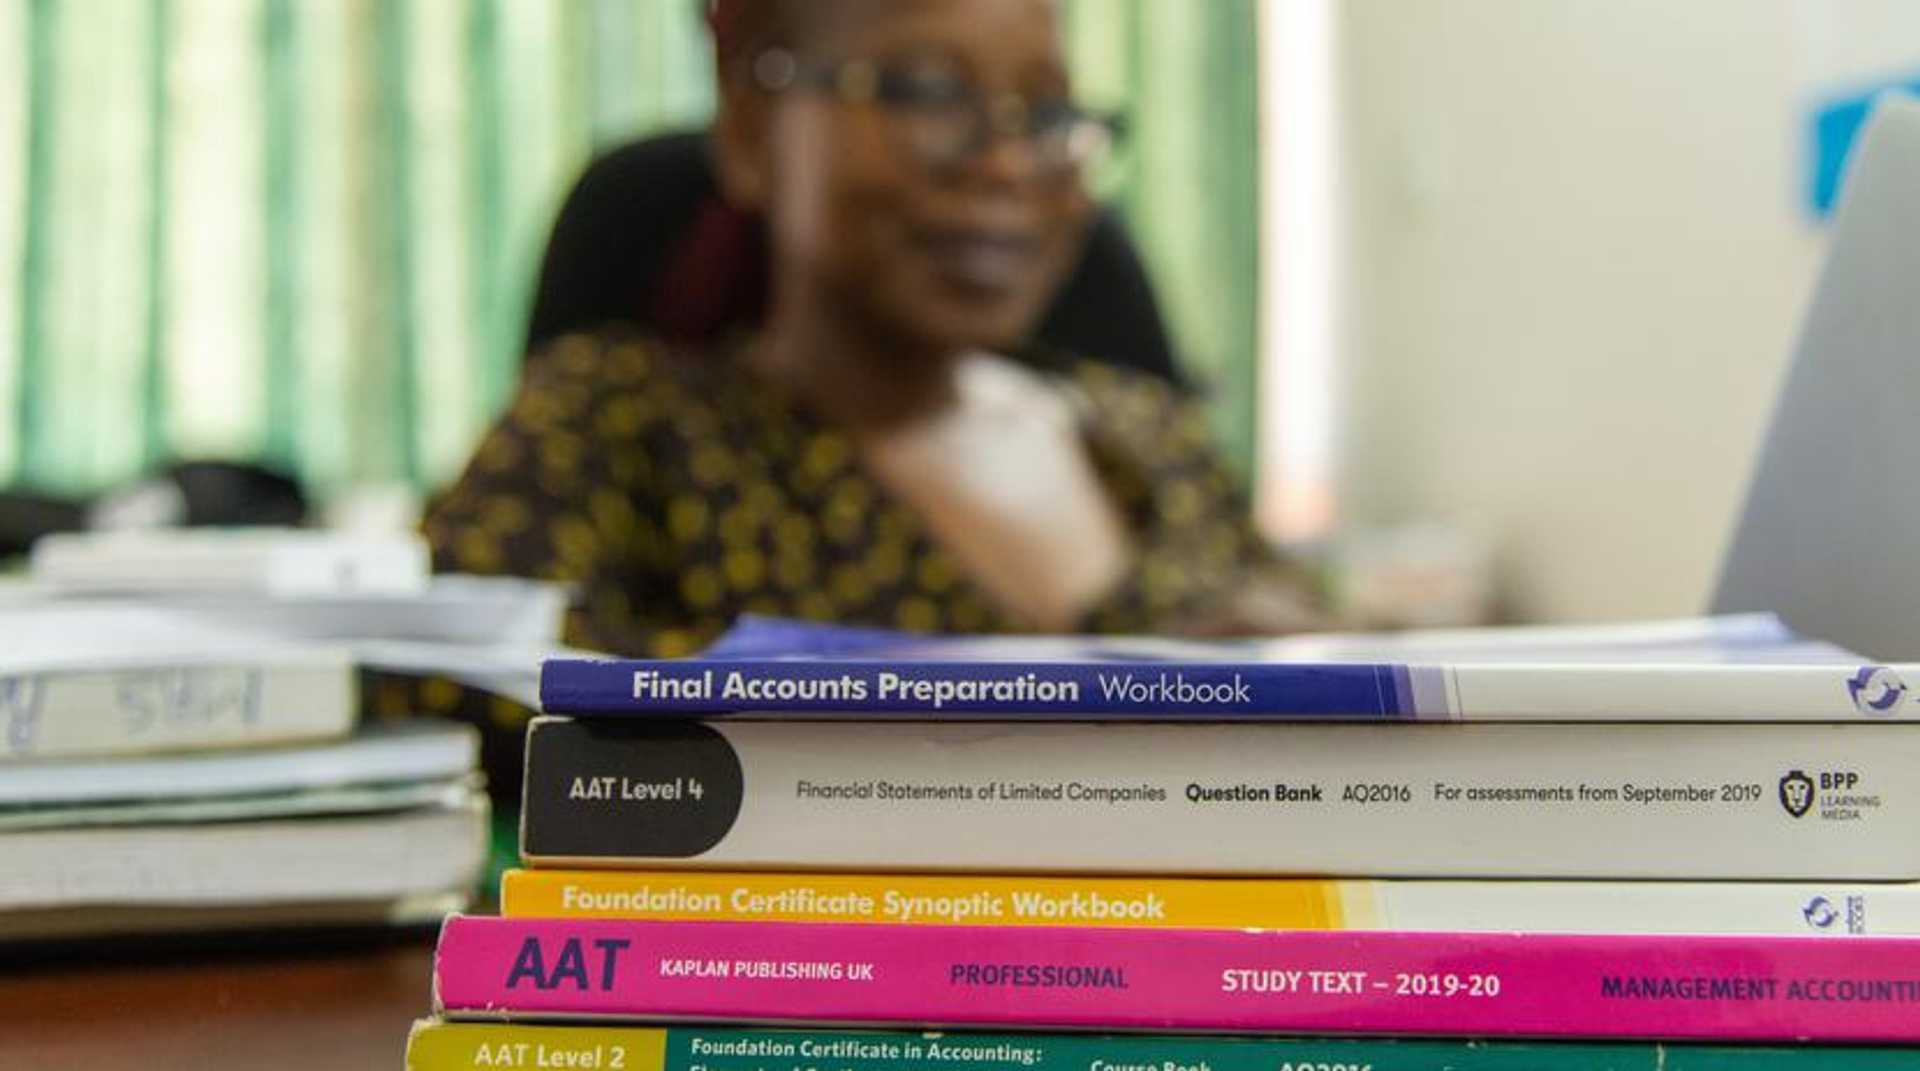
[{"xmin": 1, "ymin": 0, "xmax": 1260, "ymax": 500}]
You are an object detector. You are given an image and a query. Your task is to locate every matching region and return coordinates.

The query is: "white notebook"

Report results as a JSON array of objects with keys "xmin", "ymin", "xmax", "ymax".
[
  {"xmin": 0, "ymin": 722, "xmax": 480, "ymax": 806},
  {"xmin": 0, "ymin": 793, "xmax": 490, "ymax": 923}
]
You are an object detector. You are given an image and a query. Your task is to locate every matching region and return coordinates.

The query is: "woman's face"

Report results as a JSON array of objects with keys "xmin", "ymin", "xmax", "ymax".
[{"xmin": 730, "ymin": 0, "xmax": 1092, "ymax": 357}]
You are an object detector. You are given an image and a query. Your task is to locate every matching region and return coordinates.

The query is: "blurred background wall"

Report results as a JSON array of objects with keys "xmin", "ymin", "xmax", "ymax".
[
  {"xmin": 1265, "ymin": 0, "xmax": 1920, "ymax": 622},
  {"xmin": 0, "ymin": 0, "xmax": 1258, "ymax": 498}
]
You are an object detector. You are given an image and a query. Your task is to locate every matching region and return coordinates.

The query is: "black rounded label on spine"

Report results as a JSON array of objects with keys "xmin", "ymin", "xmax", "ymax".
[{"xmin": 523, "ymin": 718, "xmax": 745, "ymax": 859}]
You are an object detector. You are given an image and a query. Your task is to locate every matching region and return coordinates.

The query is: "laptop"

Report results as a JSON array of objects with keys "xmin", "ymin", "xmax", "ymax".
[{"xmin": 1712, "ymin": 95, "xmax": 1920, "ymax": 659}]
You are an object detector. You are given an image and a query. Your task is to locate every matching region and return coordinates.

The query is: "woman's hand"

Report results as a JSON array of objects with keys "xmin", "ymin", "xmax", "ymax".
[{"xmin": 1160, "ymin": 577, "xmax": 1339, "ymax": 639}]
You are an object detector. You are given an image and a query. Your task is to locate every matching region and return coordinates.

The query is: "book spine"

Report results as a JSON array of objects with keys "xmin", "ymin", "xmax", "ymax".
[
  {"xmin": 519, "ymin": 718, "xmax": 1920, "ymax": 879},
  {"xmin": 30, "ymin": 534, "xmax": 430, "ymax": 595},
  {"xmin": 0, "ymin": 800, "xmax": 490, "ymax": 912},
  {"xmin": 499, "ymin": 868, "xmax": 1920, "ymax": 937},
  {"xmin": 539, "ymin": 658, "xmax": 1920, "ymax": 721},
  {"xmin": 0, "ymin": 658, "xmax": 355, "ymax": 761},
  {"xmin": 542, "ymin": 659, "xmax": 1411, "ymax": 717},
  {"xmin": 405, "ymin": 1020, "xmax": 1920, "ymax": 1071},
  {"xmin": 501, "ymin": 869, "xmax": 1338, "ymax": 928},
  {"xmin": 431, "ymin": 917, "xmax": 1920, "ymax": 1042}
]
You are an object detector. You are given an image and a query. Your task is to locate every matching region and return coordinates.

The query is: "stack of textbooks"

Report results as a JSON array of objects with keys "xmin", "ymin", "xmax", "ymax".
[
  {"xmin": 409, "ymin": 614, "xmax": 1920, "ymax": 1068},
  {"xmin": 0, "ymin": 529, "xmax": 551, "ymax": 942}
]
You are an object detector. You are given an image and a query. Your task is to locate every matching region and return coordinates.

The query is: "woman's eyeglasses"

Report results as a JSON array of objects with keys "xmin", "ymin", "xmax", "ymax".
[{"xmin": 752, "ymin": 48, "xmax": 1119, "ymax": 178}]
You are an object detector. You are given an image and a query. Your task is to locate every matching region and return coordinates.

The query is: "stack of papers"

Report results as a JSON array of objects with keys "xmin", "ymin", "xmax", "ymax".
[{"xmin": 0, "ymin": 527, "xmax": 583, "ymax": 941}]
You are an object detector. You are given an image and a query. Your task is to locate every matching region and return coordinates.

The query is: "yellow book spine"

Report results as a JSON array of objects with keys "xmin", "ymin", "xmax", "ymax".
[
  {"xmin": 408, "ymin": 1020, "xmax": 667, "ymax": 1071},
  {"xmin": 499, "ymin": 868, "xmax": 1347, "ymax": 929}
]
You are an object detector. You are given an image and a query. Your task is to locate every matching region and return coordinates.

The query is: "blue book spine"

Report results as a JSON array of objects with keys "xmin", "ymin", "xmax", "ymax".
[{"xmin": 538, "ymin": 659, "xmax": 1425, "ymax": 718}]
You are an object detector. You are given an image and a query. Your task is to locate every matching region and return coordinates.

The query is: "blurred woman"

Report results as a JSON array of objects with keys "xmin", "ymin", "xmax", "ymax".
[{"xmin": 422, "ymin": 0, "xmax": 1322, "ymax": 659}]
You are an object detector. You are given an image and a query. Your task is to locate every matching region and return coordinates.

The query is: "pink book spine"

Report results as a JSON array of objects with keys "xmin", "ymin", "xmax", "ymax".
[{"xmin": 433, "ymin": 916, "xmax": 1920, "ymax": 1042}]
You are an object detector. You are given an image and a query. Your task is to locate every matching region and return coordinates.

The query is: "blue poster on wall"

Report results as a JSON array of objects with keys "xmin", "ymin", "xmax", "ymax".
[{"xmin": 1810, "ymin": 77, "xmax": 1920, "ymax": 218}]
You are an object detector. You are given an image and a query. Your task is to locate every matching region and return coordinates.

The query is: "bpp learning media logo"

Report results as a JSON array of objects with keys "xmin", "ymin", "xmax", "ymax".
[
  {"xmin": 1778, "ymin": 770, "xmax": 1815, "ymax": 818},
  {"xmin": 1846, "ymin": 666, "xmax": 1908, "ymax": 715}
]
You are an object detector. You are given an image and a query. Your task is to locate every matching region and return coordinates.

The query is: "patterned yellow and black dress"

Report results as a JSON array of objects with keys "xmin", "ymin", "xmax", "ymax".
[{"xmin": 381, "ymin": 328, "xmax": 1306, "ymax": 793}]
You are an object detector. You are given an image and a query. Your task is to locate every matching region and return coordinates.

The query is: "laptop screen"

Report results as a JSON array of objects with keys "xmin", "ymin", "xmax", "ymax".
[{"xmin": 1713, "ymin": 96, "xmax": 1920, "ymax": 659}]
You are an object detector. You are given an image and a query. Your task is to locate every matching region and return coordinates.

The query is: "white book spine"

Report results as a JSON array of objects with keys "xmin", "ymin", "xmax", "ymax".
[
  {"xmin": 523, "ymin": 718, "xmax": 1920, "ymax": 879},
  {"xmin": 0, "ymin": 654, "xmax": 355, "ymax": 761},
  {"xmin": 1349, "ymin": 880, "xmax": 1920, "ymax": 936},
  {"xmin": 0, "ymin": 797, "xmax": 489, "ymax": 910},
  {"xmin": 1440, "ymin": 663, "xmax": 1920, "ymax": 720},
  {"xmin": 29, "ymin": 531, "xmax": 430, "ymax": 595}
]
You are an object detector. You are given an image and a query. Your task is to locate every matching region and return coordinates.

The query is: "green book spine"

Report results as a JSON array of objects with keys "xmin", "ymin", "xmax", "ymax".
[{"xmin": 406, "ymin": 1021, "xmax": 1920, "ymax": 1071}]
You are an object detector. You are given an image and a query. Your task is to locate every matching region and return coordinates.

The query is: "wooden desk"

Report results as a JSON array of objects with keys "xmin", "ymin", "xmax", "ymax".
[{"xmin": 2, "ymin": 935, "xmax": 434, "ymax": 1069}]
